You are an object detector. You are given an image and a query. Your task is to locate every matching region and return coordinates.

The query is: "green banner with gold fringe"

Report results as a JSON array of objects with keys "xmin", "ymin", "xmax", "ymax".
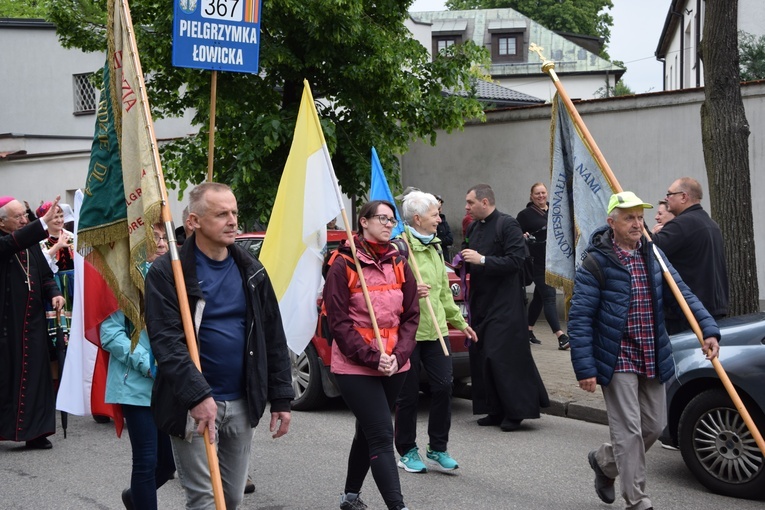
[{"xmin": 77, "ymin": 0, "xmax": 162, "ymax": 342}]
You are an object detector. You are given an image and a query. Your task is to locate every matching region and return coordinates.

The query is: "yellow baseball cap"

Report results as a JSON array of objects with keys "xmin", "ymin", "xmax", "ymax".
[{"xmin": 607, "ymin": 191, "xmax": 653, "ymax": 214}]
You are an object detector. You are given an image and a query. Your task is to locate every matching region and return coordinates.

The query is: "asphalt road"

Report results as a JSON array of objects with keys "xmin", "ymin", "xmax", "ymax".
[{"xmin": 2, "ymin": 397, "xmax": 762, "ymax": 510}]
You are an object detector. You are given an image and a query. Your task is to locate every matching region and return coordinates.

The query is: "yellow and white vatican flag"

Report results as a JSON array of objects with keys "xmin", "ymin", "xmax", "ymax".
[{"xmin": 260, "ymin": 80, "xmax": 345, "ymax": 355}]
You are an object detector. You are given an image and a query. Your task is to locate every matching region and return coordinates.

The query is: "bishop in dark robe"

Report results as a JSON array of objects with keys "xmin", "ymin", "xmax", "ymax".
[{"xmin": 1, "ymin": 196, "xmax": 64, "ymax": 449}]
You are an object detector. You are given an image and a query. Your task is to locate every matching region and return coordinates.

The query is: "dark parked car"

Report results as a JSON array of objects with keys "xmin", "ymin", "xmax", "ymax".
[
  {"xmin": 235, "ymin": 231, "xmax": 471, "ymax": 410},
  {"xmin": 663, "ymin": 312, "xmax": 765, "ymax": 500}
]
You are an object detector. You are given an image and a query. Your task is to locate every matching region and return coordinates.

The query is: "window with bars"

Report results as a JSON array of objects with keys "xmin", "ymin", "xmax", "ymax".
[{"xmin": 73, "ymin": 73, "xmax": 96, "ymax": 115}]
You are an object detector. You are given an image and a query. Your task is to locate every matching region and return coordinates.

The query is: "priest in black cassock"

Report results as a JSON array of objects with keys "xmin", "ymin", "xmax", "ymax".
[
  {"xmin": 1, "ymin": 195, "xmax": 64, "ymax": 449},
  {"xmin": 460, "ymin": 184, "xmax": 549, "ymax": 432}
]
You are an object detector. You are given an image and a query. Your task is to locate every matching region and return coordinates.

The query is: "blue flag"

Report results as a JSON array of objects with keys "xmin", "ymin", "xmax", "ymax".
[
  {"xmin": 546, "ymin": 94, "xmax": 615, "ymax": 298},
  {"xmin": 369, "ymin": 147, "xmax": 404, "ymax": 237}
]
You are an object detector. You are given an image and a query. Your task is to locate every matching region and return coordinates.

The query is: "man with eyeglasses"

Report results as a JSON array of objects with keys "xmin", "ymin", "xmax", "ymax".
[
  {"xmin": 460, "ymin": 184, "xmax": 549, "ymax": 432},
  {"xmin": 652, "ymin": 177, "xmax": 729, "ymax": 333},
  {"xmin": 0, "ymin": 195, "xmax": 65, "ymax": 450}
]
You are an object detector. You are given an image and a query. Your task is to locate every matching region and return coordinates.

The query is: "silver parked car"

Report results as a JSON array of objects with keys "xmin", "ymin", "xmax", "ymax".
[{"xmin": 664, "ymin": 312, "xmax": 765, "ymax": 500}]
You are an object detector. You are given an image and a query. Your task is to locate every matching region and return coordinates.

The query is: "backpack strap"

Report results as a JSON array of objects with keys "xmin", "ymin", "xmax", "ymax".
[
  {"xmin": 391, "ymin": 254, "xmax": 406, "ymax": 285},
  {"xmin": 390, "ymin": 237, "xmax": 409, "ymax": 259},
  {"xmin": 581, "ymin": 252, "xmax": 606, "ymax": 289},
  {"xmin": 328, "ymin": 249, "xmax": 406, "ymax": 292}
]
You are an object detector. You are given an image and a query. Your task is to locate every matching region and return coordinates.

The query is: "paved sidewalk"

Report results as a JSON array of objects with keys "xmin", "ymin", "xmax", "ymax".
[{"xmin": 528, "ymin": 321, "xmax": 609, "ymax": 425}]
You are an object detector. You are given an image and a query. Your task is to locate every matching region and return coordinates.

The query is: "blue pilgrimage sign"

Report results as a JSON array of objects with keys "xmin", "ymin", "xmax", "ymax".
[{"xmin": 172, "ymin": 0, "xmax": 263, "ymax": 74}]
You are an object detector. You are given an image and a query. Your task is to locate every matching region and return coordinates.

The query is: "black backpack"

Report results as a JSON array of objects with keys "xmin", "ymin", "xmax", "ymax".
[{"xmin": 466, "ymin": 215, "xmax": 534, "ymax": 286}]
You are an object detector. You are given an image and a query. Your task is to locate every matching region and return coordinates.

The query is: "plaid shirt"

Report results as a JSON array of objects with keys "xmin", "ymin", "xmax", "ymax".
[{"xmin": 611, "ymin": 235, "xmax": 656, "ymax": 378}]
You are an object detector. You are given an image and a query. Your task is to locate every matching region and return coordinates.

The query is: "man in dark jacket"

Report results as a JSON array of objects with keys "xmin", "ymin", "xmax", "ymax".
[
  {"xmin": 460, "ymin": 184, "xmax": 549, "ymax": 432},
  {"xmin": 569, "ymin": 191, "xmax": 720, "ymax": 510},
  {"xmin": 145, "ymin": 183, "xmax": 294, "ymax": 509},
  {"xmin": 652, "ymin": 177, "xmax": 729, "ymax": 333}
]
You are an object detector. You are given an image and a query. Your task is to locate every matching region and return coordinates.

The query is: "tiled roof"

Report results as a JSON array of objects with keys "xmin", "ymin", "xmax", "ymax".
[{"xmin": 458, "ymin": 79, "xmax": 544, "ymax": 105}]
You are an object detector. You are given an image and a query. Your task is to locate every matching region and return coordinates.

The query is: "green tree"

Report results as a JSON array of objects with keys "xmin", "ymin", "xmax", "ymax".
[
  {"xmin": 445, "ymin": 0, "xmax": 614, "ymax": 48},
  {"xmin": 48, "ymin": 0, "xmax": 489, "ymax": 227},
  {"xmin": 739, "ymin": 30, "xmax": 765, "ymax": 82},
  {"xmin": 0, "ymin": 0, "xmax": 49, "ymax": 18},
  {"xmin": 593, "ymin": 79, "xmax": 634, "ymax": 99}
]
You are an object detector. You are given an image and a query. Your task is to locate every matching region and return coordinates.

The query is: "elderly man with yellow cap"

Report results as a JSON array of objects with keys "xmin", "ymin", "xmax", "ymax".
[{"xmin": 568, "ymin": 191, "xmax": 720, "ymax": 510}]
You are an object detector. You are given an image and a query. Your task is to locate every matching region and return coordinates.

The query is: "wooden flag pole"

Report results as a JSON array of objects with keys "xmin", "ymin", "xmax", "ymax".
[
  {"xmin": 652, "ymin": 245, "xmax": 765, "ymax": 458},
  {"xmin": 399, "ymin": 228, "xmax": 449, "ymax": 356},
  {"xmin": 303, "ymin": 78, "xmax": 386, "ymax": 356},
  {"xmin": 531, "ymin": 43, "xmax": 765, "ymax": 458},
  {"xmin": 339, "ymin": 208, "xmax": 387, "ymax": 354},
  {"xmin": 207, "ymin": 70, "xmax": 217, "ymax": 183},
  {"xmin": 120, "ymin": 0, "xmax": 226, "ymax": 506}
]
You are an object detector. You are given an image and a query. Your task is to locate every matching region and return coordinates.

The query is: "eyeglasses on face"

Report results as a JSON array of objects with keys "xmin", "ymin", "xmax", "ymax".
[
  {"xmin": 10, "ymin": 213, "xmax": 29, "ymax": 220},
  {"xmin": 665, "ymin": 191, "xmax": 684, "ymax": 198},
  {"xmin": 372, "ymin": 215, "xmax": 398, "ymax": 227},
  {"xmin": 153, "ymin": 235, "xmax": 169, "ymax": 243}
]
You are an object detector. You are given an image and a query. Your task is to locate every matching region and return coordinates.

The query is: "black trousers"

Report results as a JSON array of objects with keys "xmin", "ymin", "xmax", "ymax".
[
  {"xmin": 394, "ymin": 339, "xmax": 453, "ymax": 454},
  {"xmin": 528, "ymin": 266, "xmax": 562, "ymax": 332},
  {"xmin": 335, "ymin": 372, "xmax": 407, "ymax": 510}
]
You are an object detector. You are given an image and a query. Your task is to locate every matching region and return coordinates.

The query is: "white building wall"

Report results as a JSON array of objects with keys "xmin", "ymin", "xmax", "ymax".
[
  {"xmin": 0, "ymin": 22, "xmax": 195, "ymax": 223},
  {"xmin": 404, "ymin": 17, "xmax": 433, "ymax": 60},
  {"xmin": 663, "ymin": 0, "xmax": 764, "ymax": 91},
  {"xmin": 0, "ymin": 26, "xmax": 104, "ymax": 136},
  {"xmin": 0, "ymin": 24, "xmax": 195, "ymax": 140},
  {"xmin": 401, "ymin": 84, "xmax": 765, "ymax": 303},
  {"xmin": 498, "ymin": 74, "xmax": 615, "ymax": 102}
]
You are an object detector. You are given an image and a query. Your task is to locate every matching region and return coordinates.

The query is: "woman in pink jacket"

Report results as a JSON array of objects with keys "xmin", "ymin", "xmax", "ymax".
[{"xmin": 323, "ymin": 200, "xmax": 419, "ymax": 510}]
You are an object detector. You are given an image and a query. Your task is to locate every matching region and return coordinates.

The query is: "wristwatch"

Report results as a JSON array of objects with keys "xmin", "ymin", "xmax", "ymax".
[{"xmin": 480, "ymin": 255, "xmax": 486, "ymax": 265}]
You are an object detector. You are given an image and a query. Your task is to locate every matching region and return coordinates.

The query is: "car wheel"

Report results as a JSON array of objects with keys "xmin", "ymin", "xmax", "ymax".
[
  {"xmin": 678, "ymin": 388, "xmax": 765, "ymax": 499},
  {"xmin": 290, "ymin": 343, "xmax": 327, "ymax": 411}
]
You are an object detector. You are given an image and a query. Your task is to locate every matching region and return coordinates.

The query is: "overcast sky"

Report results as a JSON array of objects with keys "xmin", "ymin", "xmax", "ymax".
[{"xmin": 409, "ymin": 0, "xmax": 670, "ymax": 94}]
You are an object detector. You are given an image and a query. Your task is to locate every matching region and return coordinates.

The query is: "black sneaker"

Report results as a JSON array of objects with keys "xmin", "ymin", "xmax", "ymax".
[
  {"xmin": 244, "ymin": 477, "xmax": 255, "ymax": 494},
  {"xmin": 121, "ymin": 488, "xmax": 134, "ymax": 510},
  {"xmin": 557, "ymin": 334, "xmax": 570, "ymax": 350},
  {"xmin": 529, "ymin": 331, "xmax": 541, "ymax": 344},
  {"xmin": 588, "ymin": 451, "xmax": 615, "ymax": 504},
  {"xmin": 340, "ymin": 492, "xmax": 368, "ymax": 510}
]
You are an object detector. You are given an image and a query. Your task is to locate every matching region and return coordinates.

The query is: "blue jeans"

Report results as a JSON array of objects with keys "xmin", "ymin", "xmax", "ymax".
[
  {"xmin": 122, "ymin": 404, "xmax": 176, "ymax": 510},
  {"xmin": 171, "ymin": 398, "xmax": 254, "ymax": 510}
]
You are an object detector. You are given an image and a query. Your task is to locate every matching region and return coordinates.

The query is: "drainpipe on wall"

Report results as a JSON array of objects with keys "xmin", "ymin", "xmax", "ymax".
[
  {"xmin": 696, "ymin": 0, "xmax": 702, "ymax": 87},
  {"xmin": 669, "ymin": 10, "xmax": 684, "ymax": 90}
]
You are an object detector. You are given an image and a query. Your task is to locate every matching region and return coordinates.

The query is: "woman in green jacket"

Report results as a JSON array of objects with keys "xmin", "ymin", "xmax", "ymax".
[{"xmin": 394, "ymin": 191, "xmax": 477, "ymax": 474}]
